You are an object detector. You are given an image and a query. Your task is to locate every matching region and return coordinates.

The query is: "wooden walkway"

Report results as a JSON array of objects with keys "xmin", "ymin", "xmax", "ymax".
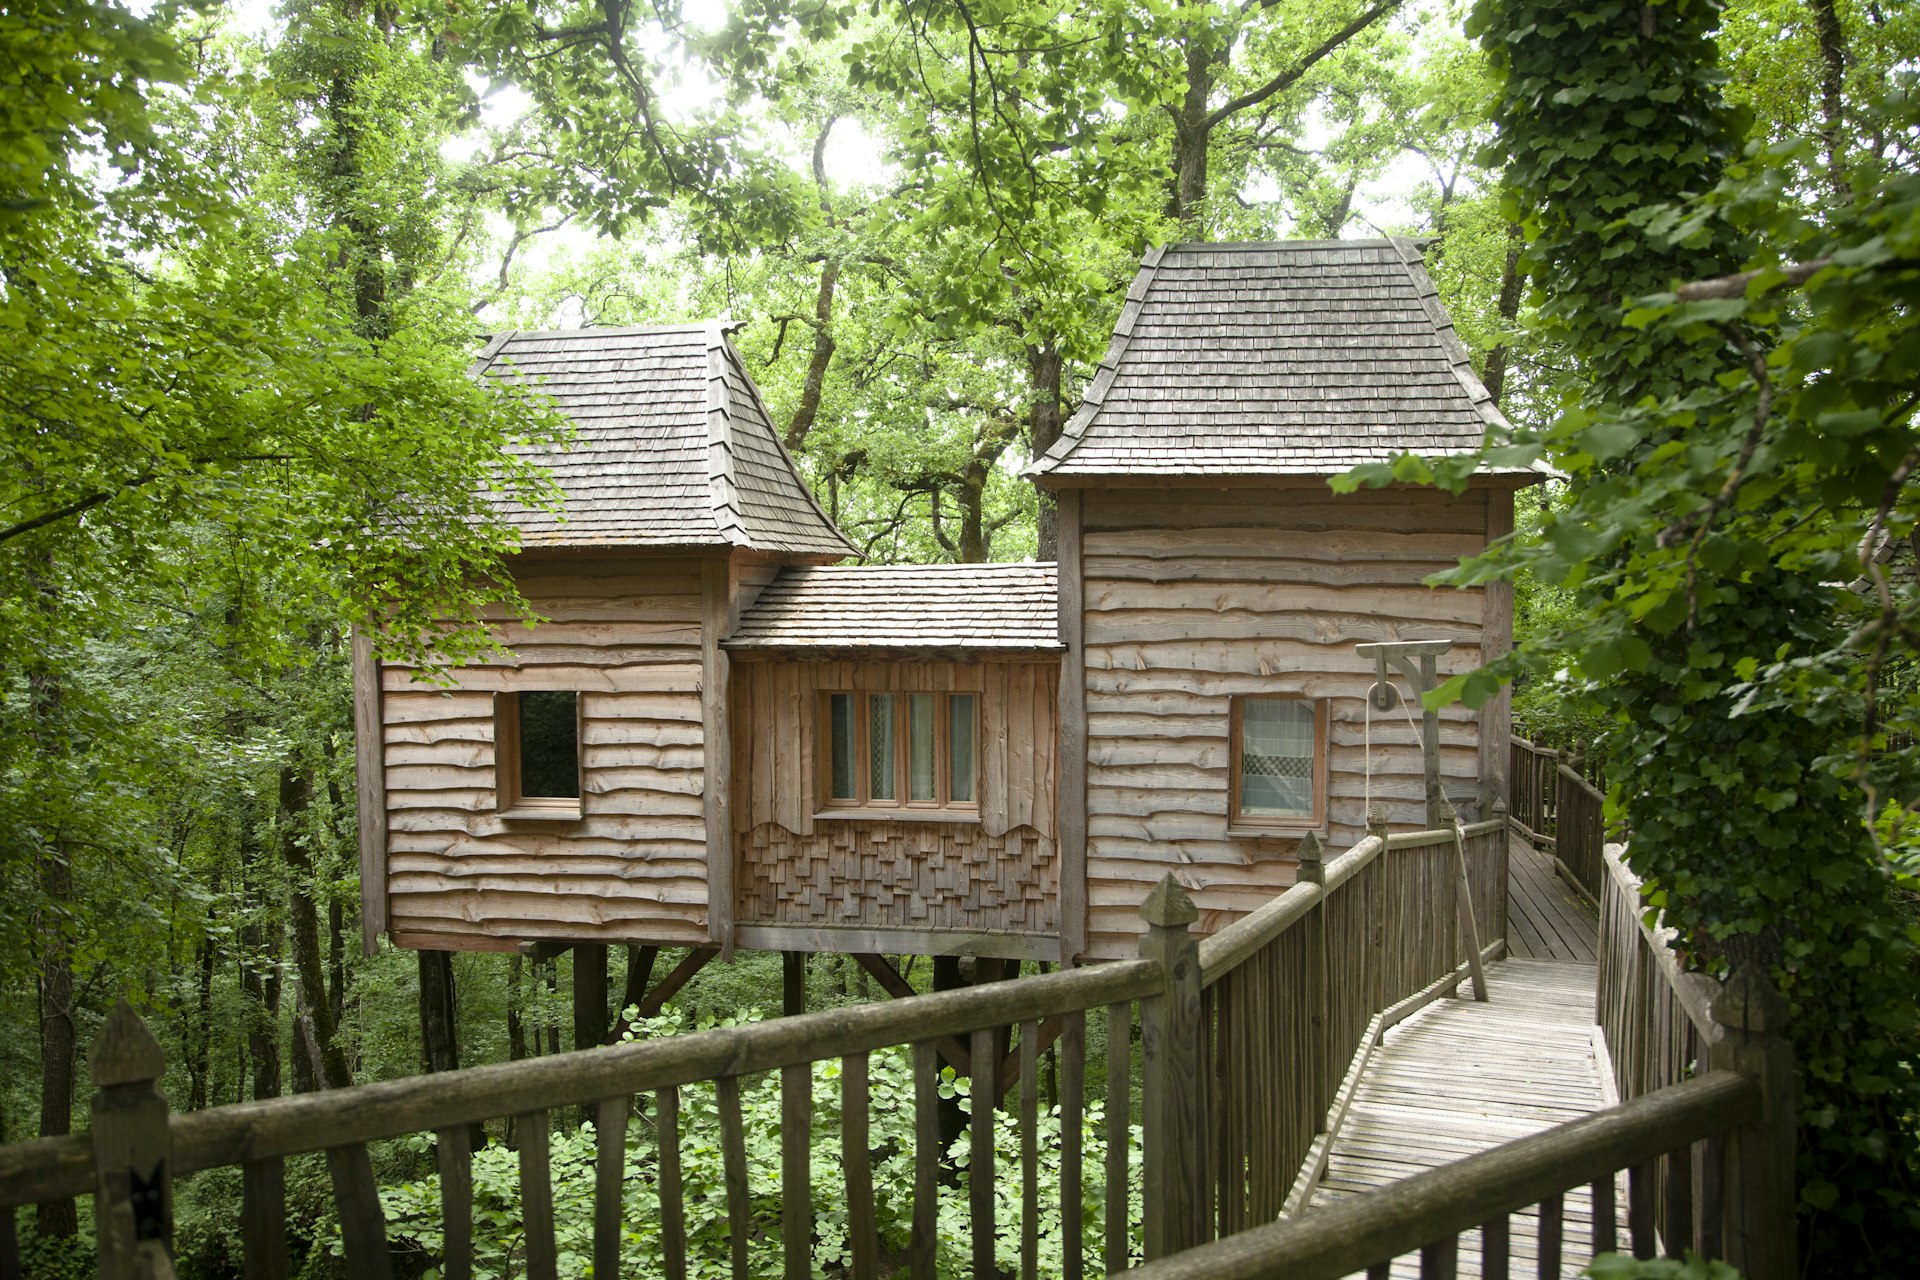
[
  {"xmin": 1305, "ymin": 840, "xmax": 1610, "ymax": 1277},
  {"xmin": 1507, "ymin": 834, "xmax": 1599, "ymax": 963}
]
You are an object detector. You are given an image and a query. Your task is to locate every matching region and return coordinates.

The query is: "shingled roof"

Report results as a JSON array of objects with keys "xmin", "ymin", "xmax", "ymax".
[
  {"xmin": 473, "ymin": 323, "xmax": 854, "ymax": 555},
  {"xmin": 1027, "ymin": 239, "xmax": 1518, "ymax": 481},
  {"xmin": 727, "ymin": 564, "xmax": 1061, "ymax": 651}
]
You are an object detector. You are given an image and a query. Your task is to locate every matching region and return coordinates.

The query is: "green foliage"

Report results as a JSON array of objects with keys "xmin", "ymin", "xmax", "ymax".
[
  {"xmin": 1585, "ymin": 1253, "xmax": 1743, "ymax": 1280},
  {"xmin": 1404, "ymin": 1, "xmax": 1920, "ymax": 1272},
  {"xmin": 367, "ymin": 1013, "xmax": 1141, "ymax": 1278}
]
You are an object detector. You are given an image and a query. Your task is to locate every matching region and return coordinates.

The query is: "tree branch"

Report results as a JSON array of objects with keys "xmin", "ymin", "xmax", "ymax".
[{"xmin": 1204, "ymin": 0, "xmax": 1400, "ymax": 130}]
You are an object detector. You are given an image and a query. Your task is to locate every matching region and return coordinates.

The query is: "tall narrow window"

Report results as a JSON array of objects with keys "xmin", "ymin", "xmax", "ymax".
[
  {"xmin": 496, "ymin": 690, "xmax": 582, "ymax": 817},
  {"xmin": 948, "ymin": 694, "xmax": 976, "ymax": 803},
  {"xmin": 821, "ymin": 691, "xmax": 980, "ymax": 814},
  {"xmin": 1230, "ymin": 696, "xmax": 1325, "ymax": 829},
  {"xmin": 829, "ymin": 693, "xmax": 857, "ymax": 801},
  {"xmin": 868, "ymin": 694, "xmax": 898, "ymax": 801}
]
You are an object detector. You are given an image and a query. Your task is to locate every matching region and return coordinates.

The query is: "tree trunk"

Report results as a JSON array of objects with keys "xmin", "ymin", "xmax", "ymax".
[
  {"xmin": 1027, "ymin": 341, "xmax": 1064, "ymax": 560},
  {"xmin": 34, "ymin": 842, "xmax": 78, "ymax": 1239},
  {"xmin": 281, "ymin": 767, "xmax": 352, "ymax": 1090},
  {"xmin": 1481, "ymin": 223, "xmax": 1525, "ymax": 409},
  {"xmin": 328, "ymin": 896, "xmax": 347, "ymax": 1029},
  {"xmin": 508, "ymin": 955, "xmax": 529, "ymax": 1062},
  {"xmin": 239, "ymin": 825, "xmax": 283, "ymax": 1103},
  {"xmin": 187, "ymin": 933, "xmax": 215, "ymax": 1111},
  {"xmin": 1167, "ymin": 32, "xmax": 1218, "ymax": 224},
  {"xmin": 1809, "ymin": 0, "xmax": 1849, "ymax": 196}
]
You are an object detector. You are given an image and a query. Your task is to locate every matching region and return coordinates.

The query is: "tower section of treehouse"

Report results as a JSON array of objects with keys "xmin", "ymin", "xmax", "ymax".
[
  {"xmin": 1029, "ymin": 238, "xmax": 1537, "ymax": 960},
  {"xmin": 360, "ymin": 323, "xmax": 854, "ymax": 955},
  {"xmin": 723, "ymin": 563, "xmax": 1063, "ymax": 961}
]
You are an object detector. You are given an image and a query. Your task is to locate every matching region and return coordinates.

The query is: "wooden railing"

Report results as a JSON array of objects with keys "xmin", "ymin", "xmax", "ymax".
[
  {"xmin": 1510, "ymin": 733, "xmax": 1608, "ymax": 901},
  {"xmin": 0, "ymin": 817, "xmax": 1505, "ymax": 1280},
  {"xmin": 1115, "ymin": 842, "xmax": 1800, "ymax": 1280}
]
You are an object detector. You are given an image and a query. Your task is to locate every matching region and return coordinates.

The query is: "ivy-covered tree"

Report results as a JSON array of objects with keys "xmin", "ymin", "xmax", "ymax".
[{"xmin": 1345, "ymin": 1, "xmax": 1920, "ymax": 1271}]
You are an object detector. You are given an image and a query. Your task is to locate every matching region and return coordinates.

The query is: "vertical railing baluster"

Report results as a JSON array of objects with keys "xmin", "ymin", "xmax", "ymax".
[
  {"xmin": 1421, "ymin": 1236, "xmax": 1459, "ymax": 1280},
  {"xmin": 657, "ymin": 1086, "xmax": 688, "ymax": 1280},
  {"xmin": 843, "ymin": 1053, "xmax": 878, "ymax": 1280},
  {"xmin": 717, "ymin": 1075, "xmax": 751, "ymax": 1280},
  {"xmin": 242, "ymin": 1158, "xmax": 289, "ymax": 1280},
  {"xmin": 514, "ymin": 1112, "xmax": 557, "ymax": 1280},
  {"xmin": 594, "ymin": 1098, "xmax": 627, "ymax": 1280},
  {"xmin": 911, "ymin": 1043, "xmax": 939, "ymax": 1280},
  {"xmin": 1020, "ymin": 1018, "xmax": 1040, "ymax": 1280},
  {"xmin": 1105, "ymin": 1001, "xmax": 1131, "ymax": 1275},
  {"xmin": 1698, "ymin": 1134, "xmax": 1725, "ymax": 1260},
  {"xmin": 1366, "ymin": 1264, "xmax": 1391, "ymax": 1280},
  {"xmin": 1662, "ymin": 1144, "xmax": 1694, "ymax": 1257},
  {"xmin": 1481, "ymin": 1214, "xmax": 1509, "ymax": 1280},
  {"xmin": 1628, "ymin": 1158, "xmax": 1656, "ymax": 1257},
  {"xmin": 433, "ymin": 1127, "xmax": 472, "ymax": 1280},
  {"xmin": 1592, "ymin": 1174, "xmax": 1618, "ymax": 1254},
  {"xmin": 783, "ymin": 1062, "xmax": 813, "ymax": 1280},
  {"xmin": 326, "ymin": 1144, "xmax": 394, "ymax": 1280},
  {"xmin": 971, "ymin": 1028, "xmax": 997, "ymax": 1280},
  {"xmin": 0, "ymin": 1205, "xmax": 16, "ymax": 1280},
  {"xmin": 1061, "ymin": 1010, "xmax": 1086, "ymax": 1280},
  {"xmin": 1537, "ymin": 1193, "xmax": 1563, "ymax": 1279}
]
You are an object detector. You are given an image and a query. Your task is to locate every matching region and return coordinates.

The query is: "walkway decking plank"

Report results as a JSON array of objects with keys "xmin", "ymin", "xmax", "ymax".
[
  {"xmin": 1309, "ymin": 959, "xmax": 1612, "ymax": 1279},
  {"xmin": 1507, "ymin": 836, "xmax": 1599, "ymax": 963}
]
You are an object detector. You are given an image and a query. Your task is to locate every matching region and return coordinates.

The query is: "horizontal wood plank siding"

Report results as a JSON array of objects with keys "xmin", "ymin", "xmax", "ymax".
[
  {"xmin": 1081, "ymin": 486, "xmax": 1490, "ymax": 957},
  {"xmin": 382, "ymin": 558, "xmax": 712, "ymax": 948},
  {"xmin": 731, "ymin": 657, "xmax": 1060, "ymax": 943}
]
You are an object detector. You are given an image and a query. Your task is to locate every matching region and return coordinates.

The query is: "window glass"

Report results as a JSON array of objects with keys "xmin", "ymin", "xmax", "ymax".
[
  {"xmin": 829, "ymin": 693, "xmax": 856, "ymax": 800},
  {"xmin": 909, "ymin": 694, "xmax": 936, "ymax": 801},
  {"xmin": 948, "ymin": 694, "xmax": 977, "ymax": 803},
  {"xmin": 1240, "ymin": 699, "xmax": 1315, "ymax": 818},
  {"xmin": 517, "ymin": 691, "xmax": 580, "ymax": 799},
  {"xmin": 868, "ymin": 693, "xmax": 897, "ymax": 801}
]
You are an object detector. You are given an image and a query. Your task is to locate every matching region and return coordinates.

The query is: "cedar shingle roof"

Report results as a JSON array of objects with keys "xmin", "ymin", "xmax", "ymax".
[
  {"xmin": 1028, "ymin": 239, "xmax": 1521, "ymax": 481},
  {"xmin": 727, "ymin": 564, "xmax": 1061, "ymax": 651},
  {"xmin": 473, "ymin": 323, "xmax": 854, "ymax": 555}
]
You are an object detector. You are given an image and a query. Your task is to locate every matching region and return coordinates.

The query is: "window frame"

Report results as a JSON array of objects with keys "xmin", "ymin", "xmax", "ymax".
[
  {"xmin": 1227, "ymin": 695, "xmax": 1329, "ymax": 835},
  {"xmin": 494, "ymin": 689, "xmax": 585, "ymax": 821},
  {"xmin": 818, "ymin": 690, "xmax": 980, "ymax": 819}
]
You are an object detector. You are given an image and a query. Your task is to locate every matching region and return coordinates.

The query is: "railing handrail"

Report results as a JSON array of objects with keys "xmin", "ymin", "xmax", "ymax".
[
  {"xmin": 1123, "ymin": 1070, "xmax": 1762, "ymax": 1280},
  {"xmin": 1196, "ymin": 818, "xmax": 1505, "ymax": 985},
  {"xmin": 1558, "ymin": 759, "xmax": 1607, "ymax": 805},
  {"xmin": 0, "ymin": 956, "xmax": 1162, "ymax": 1209},
  {"xmin": 1603, "ymin": 844, "xmax": 1722, "ymax": 1043}
]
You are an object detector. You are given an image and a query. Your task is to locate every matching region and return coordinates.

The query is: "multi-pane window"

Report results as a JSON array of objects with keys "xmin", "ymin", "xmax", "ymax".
[
  {"xmin": 1230, "ymin": 696, "xmax": 1326, "ymax": 828},
  {"xmin": 495, "ymin": 690, "xmax": 582, "ymax": 815},
  {"xmin": 824, "ymin": 692, "xmax": 978, "ymax": 811}
]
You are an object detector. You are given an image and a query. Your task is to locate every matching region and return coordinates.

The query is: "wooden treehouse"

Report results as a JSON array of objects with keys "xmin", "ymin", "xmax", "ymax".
[
  {"xmin": 356, "ymin": 238, "xmax": 1530, "ymax": 973},
  {"xmin": 0, "ymin": 243, "xmax": 1798, "ymax": 1280}
]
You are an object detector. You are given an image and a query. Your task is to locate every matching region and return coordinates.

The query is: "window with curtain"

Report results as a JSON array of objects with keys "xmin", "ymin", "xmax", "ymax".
[
  {"xmin": 823, "ymin": 691, "xmax": 979, "ymax": 812},
  {"xmin": 1231, "ymin": 696, "xmax": 1325, "ymax": 827}
]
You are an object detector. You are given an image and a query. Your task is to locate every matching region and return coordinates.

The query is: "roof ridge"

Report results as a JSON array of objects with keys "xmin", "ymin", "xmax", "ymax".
[
  {"xmin": 1385, "ymin": 236, "xmax": 1511, "ymax": 438},
  {"xmin": 1163, "ymin": 237, "xmax": 1402, "ymax": 253},
  {"xmin": 488, "ymin": 321, "xmax": 714, "ymax": 342},
  {"xmin": 702, "ymin": 322, "xmax": 750, "ymax": 546},
  {"xmin": 1025, "ymin": 244, "xmax": 1168, "ymax": 478},
  {"xmin": 714, "ymin": 332, "xmax": 857, "ymax": 558}
]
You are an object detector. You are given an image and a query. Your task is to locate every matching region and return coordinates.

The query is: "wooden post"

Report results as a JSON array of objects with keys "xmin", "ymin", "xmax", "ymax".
[
  {"xmin": 783, "ymin": 952, "xmax": 806, "ymax": 1019},
  {"xmin": 1448, "ymin": 812, "xmax": 1489, "ymax": 1003},
  {"xmin": 1368, "ymin": 809, "xmax": 1389, "ymax": 1014},
  {"xmin": 90, "ymin": 1002, "xmax": 173, "ymax": 1280},
  {"xmin": 573, "ymin": 943, "xmax": 609, "ymax": 1052},
  {"xmin": 1419, "ymin": 652, "xmax": 1443, "ymax": 827},
  {"xmin": 1138, "ymin": 875, "xmax": 1205, "ymax": 1260},
  {"xmin": 1709, "ymin": 965, "xmax": 1796, "ymax": 1280},
  {"xmin": 1297, "ymin": 833, "xmax": 1332, "ymax": 1129}
]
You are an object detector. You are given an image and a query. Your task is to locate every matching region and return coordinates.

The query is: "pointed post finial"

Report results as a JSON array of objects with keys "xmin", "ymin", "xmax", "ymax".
[
  {"xmin": 1296, "ymin": 830, "xmax": 1326, "ymax": 886},
  {"xmin": 1139, "ymin": 874, "xmax": 1198, "ymax": 929},
  {"xmin": 92, "ymin": 1000, "xmax": 166, "ymax": 1089}
]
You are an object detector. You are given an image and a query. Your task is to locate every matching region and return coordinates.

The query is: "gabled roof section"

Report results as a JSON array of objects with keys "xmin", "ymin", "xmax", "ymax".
[
  {"xmin": 1027, "ymin": 239, "xmax": 1520, "ymax": 482},
  {"xmin": 473, "ymin": 323, "xmax": 855, "ymax": 556},
  {"xmin": 726, "ymin": 563, "xmax": 1061, "ymax": 651}
]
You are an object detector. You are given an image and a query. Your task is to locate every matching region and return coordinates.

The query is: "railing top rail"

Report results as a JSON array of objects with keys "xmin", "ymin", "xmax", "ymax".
[
  {"xmin": 0, "ymin": 955, "xmax": 1160, "ymax": 1209},
  {"xmin": 1510, "ymin": 734, "xmax": 1560, "ymax": 759},
  {"xmin": 1124, "ymin": 1070, "xmax": 1761, "ymax": 1280},
  {"xmin": 1196, "ymin": 818, "xmax": 1504, "ymax": 985},
  {"xmin": 1558, "ymin": 759, "xmax": 1607, "ymax": 804},
  {"xmin": 1604, "ymin": 845, "xmax": 1723, "ymax": 1042}
]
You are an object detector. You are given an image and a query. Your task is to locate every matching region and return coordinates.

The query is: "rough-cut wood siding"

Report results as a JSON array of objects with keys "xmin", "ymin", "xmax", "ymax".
[
  {"xmin": 1080, "ymin": 486, "xmax": 1490, "ymax": 958},
  {"xmin": 381, "ymin": 558, "xmax": 711, "ymax": 949},
  {"xmin": 731, "ymin": 658, "xmax": 1060, "ymax": 939}
]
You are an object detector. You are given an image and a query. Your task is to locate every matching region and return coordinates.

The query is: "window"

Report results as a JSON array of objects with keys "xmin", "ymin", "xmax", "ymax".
[
  {"xmin": 495, "ymin": 690, "xmax": 582, "ymax": 818},
  {"xmin": 1230, "ymin": 696, "xmax": 1327, "ymax": 831},
  {"xmin": 822, "ymin": 691, "xmax": 978, "ymax": 813}
]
